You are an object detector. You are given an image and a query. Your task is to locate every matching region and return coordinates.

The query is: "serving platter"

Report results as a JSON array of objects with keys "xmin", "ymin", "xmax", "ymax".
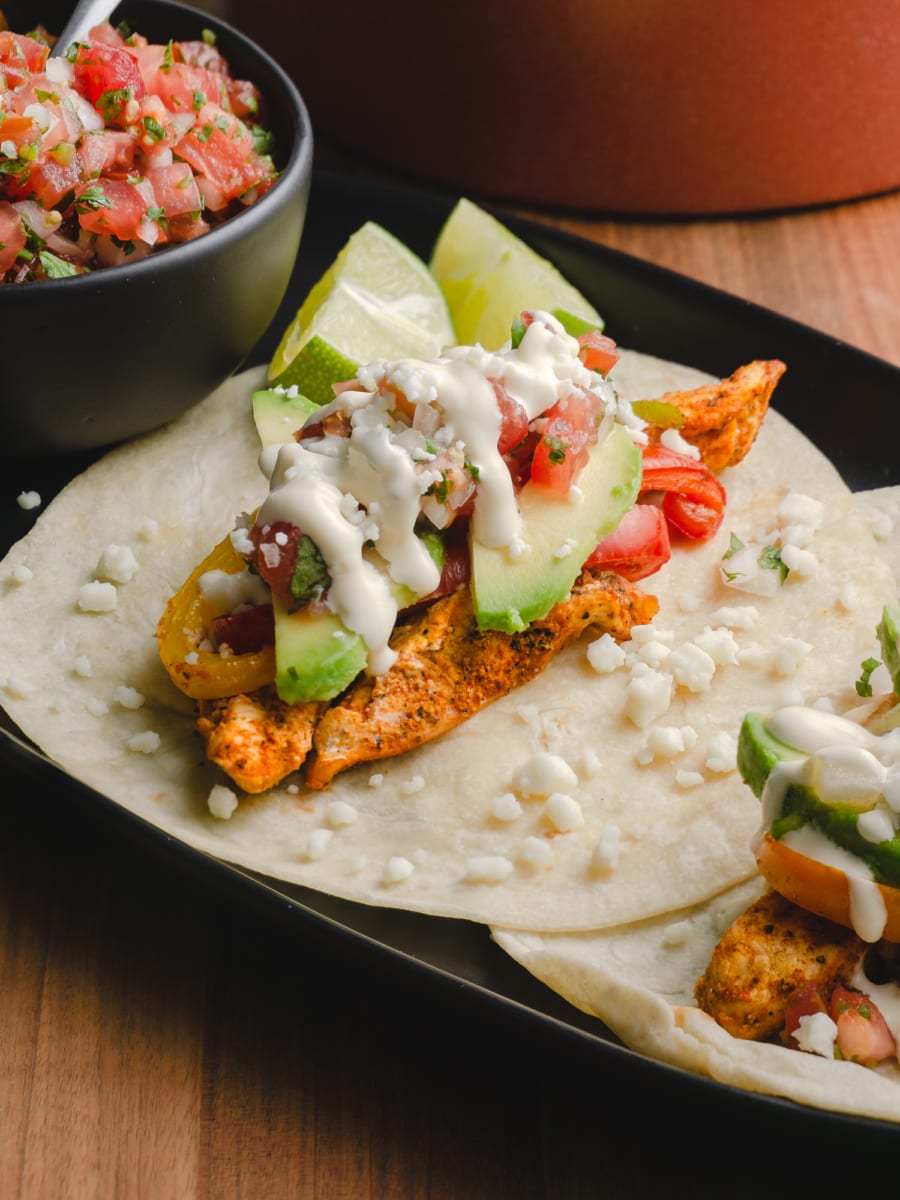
[{"xmin": 3, "ymin": 168, "xmax": 900, "ymax": 1148}]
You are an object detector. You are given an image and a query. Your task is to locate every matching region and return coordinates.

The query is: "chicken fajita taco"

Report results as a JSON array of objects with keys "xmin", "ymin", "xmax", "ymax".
[
  {"xmin": 494, "ymin": 594, "xmax": 900, "ymax": 1123},
  {"xmin": 0, "ymin": 306, "xmax": 891, "ymax": 933}
]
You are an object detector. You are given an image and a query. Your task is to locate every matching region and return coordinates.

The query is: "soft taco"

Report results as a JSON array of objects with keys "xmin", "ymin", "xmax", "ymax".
[
  {"xmin": 0, "ymin": 307, "xmax": 891, "ymax": 936},
  {"xmin": 494, "ymin": 592, "xmax": 900, "ymax": 1123}
]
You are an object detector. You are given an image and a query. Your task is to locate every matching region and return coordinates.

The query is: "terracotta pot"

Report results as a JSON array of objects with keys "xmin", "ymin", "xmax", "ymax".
[{"xmin": 229, "ymin": 0, "xmax": 900, "ymax": 214}]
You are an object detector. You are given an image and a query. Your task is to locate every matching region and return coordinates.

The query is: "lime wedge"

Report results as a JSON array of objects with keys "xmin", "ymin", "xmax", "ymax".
[
  {"xmin": 430, "ymin": 198, "xmax": 603, "ymax": 351},
  {"xmin": 269, "ymin": 282, "xmax": 448, "ymax": 403},
  {"xmin": 268, "ymin": 221, "xmax": 455, "ymax": 398}
]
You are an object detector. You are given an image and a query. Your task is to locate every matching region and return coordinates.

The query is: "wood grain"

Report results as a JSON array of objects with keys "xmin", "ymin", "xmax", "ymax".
[{"xmin": 3, "ymin": 174, "xmax": 899, "ymax": 1196}]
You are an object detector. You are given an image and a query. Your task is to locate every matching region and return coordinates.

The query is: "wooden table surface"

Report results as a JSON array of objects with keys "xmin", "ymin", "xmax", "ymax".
[{"xmin": 3, "ymin": 158, "xmax": 900, "ymax": 1198}]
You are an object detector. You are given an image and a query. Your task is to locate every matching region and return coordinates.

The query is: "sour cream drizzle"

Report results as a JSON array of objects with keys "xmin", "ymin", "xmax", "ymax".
[
  {"xmin": 256, "ymin": 313, "xmax": 621, "ymax": 675},
  {"xmin": 758, "ymin": 705, "xmax": 900, "ymax": 941}
]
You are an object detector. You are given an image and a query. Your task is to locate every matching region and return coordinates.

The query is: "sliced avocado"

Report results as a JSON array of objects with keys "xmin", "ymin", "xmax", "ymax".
[
  {"xmin": 273, "ymin": 599, "xmax": 369, "ymax": 704},
  {"xmin": 470, "ymin": 422, "xmax": 641, "ymax": 633},
  {"xmin": 252, "ymin": 387, "xmax": 320, "ymax": 448},
  {"xmin": 736, "ymin": 712, "xmax": 806, "ymax": 798},
  {"xmin": 739, "ymin": 710, "xmax": 900, "ymax": 887},
  {"xmin": 776, "ymin": 783, "xmax": 900, "ymax": 889},
  {"xmin": 877, "ymin": 603, "xmax": 900, "ymax": 694}
]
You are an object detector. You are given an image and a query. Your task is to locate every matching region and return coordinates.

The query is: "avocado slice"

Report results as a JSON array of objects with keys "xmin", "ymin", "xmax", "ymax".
[
  {"xmin": 252, "ymin": 387, "xmax": 366, "ymax": 702},
  {"xmin": 470, "ymin": 422, "xmax": 641, "ymax": 633},
  {"xmin": 738, "ymin": 710, "xmax": 900, "ymax": 887},
  {"xmin": 252, "ymin": 391, "xmax": 447, "ymax": 701},
  {"xmin": 252, "ymin": 387, "xmax": 320, "ymax": 446},
  {"xmin": 736, "ymin": 712, "xmax": 806, "ymax": 798}
]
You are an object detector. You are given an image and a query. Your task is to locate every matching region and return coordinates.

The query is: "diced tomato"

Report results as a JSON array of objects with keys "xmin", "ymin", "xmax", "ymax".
[
  {"xmin": 16, "ymin": 154, "xmax": 83, "ymax": 209},
  {"xmin": 584, "ymin": 503, "xmax": 672, "ymax": 582},
  {"xmin": 85, "ymin": 22, "xmax": 129, "ymax": 48},
  {"xmin": 783, "ymin": 983, "xmax": 829, "ymax": 1047},
  {"xmin": 131, "ymin": 95, "xmax": 188, "ymax": 158},
  {"xmin": 492, "ymin": 380, "xmax": 530, "ymax": 455},
  {"xmin": 0, "ymin": 200, "xmax": 26, "ymax": 273},
  {"xmin": 246, "ymin": 520, "xmax": 303, "ymax": 610},
  {"xmin": 210, "ymin": 604, "xmax": 275, "ymax": 654},
  {"xmin": 639, "ymin": 444, "xmax": 727, "ymax": 540},
  {"xmin": 145, "ymin": 161, "xmax": 202, "ymax": 218},
  {"xmin": 74, "ymin": 176, "xmax": 150, "ymax": 240},
  {"xmin": 830, "ymin": 987, "xmax": 896, "ymax": 1066},
  {"xmin": 226, "ymin": 76, "xmax": 263, "ymax": 121},
  {"xmin": 529, "ymin": 392, "xmax": 600, "ymax": 494},
  {"xmin": 0, "ymin": 31, "xmax": 49, "ymax": 73},
  {"xmin": 149, "ymin": 60, "xmax": 227, "ymax": 114},
  {"xmin": 79, "ymin": 128, "xmax": 136, "ymax": 177},
  {"xmin": 71, "ymin": 40, "xmax": 146, "ymax": 120},
  {"xmin": 578, "ymin": 328, "xmax": 620, "ymax": 375},
  {"xmin": 177, "ymin": 39, "xmax": 230, "ymax": 74},
  {"xmin": 174, "ymin": 101, "xmax": 269, "ymax": 205}
]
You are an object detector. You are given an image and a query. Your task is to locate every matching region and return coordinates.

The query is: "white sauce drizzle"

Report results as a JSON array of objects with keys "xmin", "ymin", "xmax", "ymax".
[
  {"xmin": 256, "ymin": 312, "xmax": 620, "ymax": 675},
  {"xmin": 761, "ymin": 706, "xmax": 900, "ymax": 941}
]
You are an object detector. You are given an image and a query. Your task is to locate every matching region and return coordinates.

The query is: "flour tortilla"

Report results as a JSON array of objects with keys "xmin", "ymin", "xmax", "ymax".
[
  {"xmin": 492, "ymin": 485, "xmax": 900, "ymax": 1120},
  {"xmin": 0, "ymin": 353, "xmax": 892, "ymax": 929},
  {"xmin": 493, "ymin": 878, "xmax": 900, "ymax": 1124}
]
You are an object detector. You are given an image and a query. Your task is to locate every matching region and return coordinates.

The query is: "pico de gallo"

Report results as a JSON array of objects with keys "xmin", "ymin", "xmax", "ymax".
[{"xmin": 0, "ymin": 14, "xmax": 276, "ymax": 283}]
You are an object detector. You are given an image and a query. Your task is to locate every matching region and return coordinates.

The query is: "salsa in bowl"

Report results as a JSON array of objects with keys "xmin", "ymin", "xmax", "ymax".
[{"xmin": 0, "ymin": 0, "xmax": 313, "ymax": 455}]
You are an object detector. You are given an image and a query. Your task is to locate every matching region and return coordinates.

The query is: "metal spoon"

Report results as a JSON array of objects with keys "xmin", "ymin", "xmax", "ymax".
[{"xmin": 50, "ymin": 0, "xmax": 119, "ymax": 55}]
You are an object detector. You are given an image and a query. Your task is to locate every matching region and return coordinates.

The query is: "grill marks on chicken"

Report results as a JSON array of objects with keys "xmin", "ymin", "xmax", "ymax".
[
  {"xmin": 644, "ymin": 360, "xmax": 786, "ymax": 473},
  {"xmin": 694, "ymin": 889, "xmax": 866, "ymax": 1041},
  {"xmin": 304, "ymin": 567, "xmax": 657, "ymax": 789},
  {"xmin": 196, "ymin": 568, "xmax": 657, "ymax": 793}
]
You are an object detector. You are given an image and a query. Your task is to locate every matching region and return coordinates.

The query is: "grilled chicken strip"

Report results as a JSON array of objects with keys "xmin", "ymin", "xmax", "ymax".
[
  {"xmin": 196, "ymin": 687, "xmax": 321, "ymax": 795},
  {"xmin": 644, "ymin": 360, "xmax": 785, "ymax": 472},
  {"xmin": 304, "ymin": 566, "xmax": 657, "ymax": 790},
  {"xmin": 694, "ymin": 888, "xmax": 865, "ymax": 1041}
]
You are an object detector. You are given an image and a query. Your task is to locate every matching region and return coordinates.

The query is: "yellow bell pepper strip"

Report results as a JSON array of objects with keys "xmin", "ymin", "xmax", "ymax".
[{"xmin": 157, "ymin": 533, "xmax": 275, "ymax": 700}]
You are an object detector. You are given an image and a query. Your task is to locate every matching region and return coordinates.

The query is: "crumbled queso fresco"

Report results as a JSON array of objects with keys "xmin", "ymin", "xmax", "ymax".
[{"xmin": 582, "ymin": 489, "xmax": 836, "ymax": 786}]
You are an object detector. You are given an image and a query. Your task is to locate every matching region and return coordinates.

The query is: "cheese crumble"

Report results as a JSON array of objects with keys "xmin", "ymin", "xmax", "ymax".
[
  {"xmin": 208, "ymin": 784, "xmax": 239, "ymax": 820},
  {"xmin": 78, "ymin": 581, "xmax": 117, "ymax": 612}
]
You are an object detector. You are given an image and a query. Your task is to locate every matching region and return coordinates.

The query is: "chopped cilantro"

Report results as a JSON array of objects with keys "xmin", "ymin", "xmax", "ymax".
[
  {"xmin": 97, "ymin": 86, "xmax": 133, "ymax": 123},
  {"xmin": 290, "ymin": 536, "xmax": 331, "ymax": 607},
  {"xmin": 192, "ymin": 90, "xmax": 207, "ymax": 111},
  {"xmin": 196, "ymin": 123, "xmax": 214, "ymax": 143},
  {"xmin": 75, "ymin": 185, "xmax": 112, "ymax": 213},
  {"xmin": 510, "ymin": 314, "xmax": 527, "ymax": 349},
  {"xmin": 545, "ymin": 436, "xmax": 568, "ymax": 465},
  {"xmin": 856, "ymin": 657, "xmax": 882, "ymax": 697},
  {"xmin": 723, "ymin": 532, "xmax": 744, "ymax": 559},
  {"xmin": 38, "ymin": 250, "xmax": 78, "ymax": 278},
  {"xmin": 141, "ymin": 115, "xmax": 167, "ymax": 143},
  {"xmin": 426, "ymin": 473, "xmax": 452, "ymax": 505},
  {"xmin": 251, "ymin": 124, "xmax": 274, "ymax": 156},
  {"xmin": 758, "ymin": 543, "xmax": 789, "ymax": 583}
]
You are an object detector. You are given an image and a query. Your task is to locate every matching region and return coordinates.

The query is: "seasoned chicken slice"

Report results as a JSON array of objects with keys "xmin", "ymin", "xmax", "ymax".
[
  {"xmin": 694, "ymin": 888, "xmax": 865, "ymax": 1041},
  {"xmin": 196, "ymin": 687, "xmax": 321, "ymax": 795},
  {"xmin": 304, "ymin": 567, "xmax": 658, "ymax": 790},
  {"xmin": 644, "ymin": 359, "xmax": 786, "ymax": 472}
]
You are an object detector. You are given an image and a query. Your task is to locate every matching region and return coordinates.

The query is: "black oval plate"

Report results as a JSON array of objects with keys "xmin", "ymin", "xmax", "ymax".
[{"xmin": 3, "ymin": 168, "xmax": 899, "ymax": 1150}]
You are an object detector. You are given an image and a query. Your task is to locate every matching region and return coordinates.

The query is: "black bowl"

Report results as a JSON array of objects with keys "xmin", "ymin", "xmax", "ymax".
[{"xmin": 1, "ymin": 0, "xmax": 313, "ymax": 457}]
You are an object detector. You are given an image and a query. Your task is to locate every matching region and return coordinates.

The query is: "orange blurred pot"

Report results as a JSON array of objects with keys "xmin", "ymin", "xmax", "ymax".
[{"xmin": 229, "ymin": 0, "xmax": 900, "ymax": 215}]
